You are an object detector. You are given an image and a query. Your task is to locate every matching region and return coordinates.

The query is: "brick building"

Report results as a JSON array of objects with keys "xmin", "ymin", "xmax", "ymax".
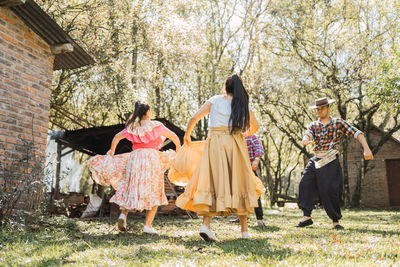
[
  {"xmin": 0, "ymin": 0, "xmax": 93, "ymax": 164},
  {"xmin": 346, "ymin": 126, "xmax": 400, "ymax": 208}
]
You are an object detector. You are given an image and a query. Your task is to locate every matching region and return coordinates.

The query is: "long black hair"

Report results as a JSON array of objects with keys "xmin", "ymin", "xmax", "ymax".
[
  {"xmin": 125, "ymin": 101, "xmax": 150, "ymax": 128},
  {"xmin": 225, "ymin": 74, "xmax": 250, "ymax": 134}
]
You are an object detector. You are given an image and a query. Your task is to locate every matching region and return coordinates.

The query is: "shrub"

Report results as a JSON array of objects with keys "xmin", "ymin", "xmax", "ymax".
[{"xmin": 0, "ymin": 137, "xmax": 45, "ymax": 226}]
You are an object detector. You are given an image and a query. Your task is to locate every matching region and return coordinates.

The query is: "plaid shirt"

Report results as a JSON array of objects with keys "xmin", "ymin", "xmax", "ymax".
[
  {"xmin": 245, "ymin": 134, "xmax": 264, "ymax": 162},
  {"xmin": 305, "ymin": 117, "xmax": 362, "ymax": 151}
]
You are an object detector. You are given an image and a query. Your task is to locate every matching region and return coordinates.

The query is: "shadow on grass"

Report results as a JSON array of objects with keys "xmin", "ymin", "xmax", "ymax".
[
  {"xmin": 345, "ymin": 214, "xmax": 400, "ymax": 224},
  {"xmin": 33, "ymin": 243, "xmax": 88, "ymax": 266},
  {"xmin": 0, "ymin": 216, "xmax": 175, "ymax": 248},
  {"xmin": 183, "ymin": 237, "xmax": 292, "ymax": 260},
  {"xmin": 249, "ymin": 225, "xmax": 281, "ymax": 233},
  {"xmin": 347, "ymin": 228, "xmax": 400, "ymax": 236}
]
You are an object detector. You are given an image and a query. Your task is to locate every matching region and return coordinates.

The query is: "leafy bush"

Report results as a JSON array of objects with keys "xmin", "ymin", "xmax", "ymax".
[{"xmin": 0, "ymin": 137, "xmax": 45, "ymax": 226}]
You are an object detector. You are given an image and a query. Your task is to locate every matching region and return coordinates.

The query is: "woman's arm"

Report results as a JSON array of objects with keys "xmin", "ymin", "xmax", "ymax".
[
  {"xmin": 107, "ymin": 130, "xmax": 125, "ymax": 155},
  {"xmin": 184, "ymin": 101, "xmax": 212, "ymax": 145},
  {"xmin": 161, "ymin": 129, "xmax": 181, "ymax": 152}
]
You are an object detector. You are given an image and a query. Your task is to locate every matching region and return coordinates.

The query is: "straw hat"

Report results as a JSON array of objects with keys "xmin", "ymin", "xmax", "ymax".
[{"xmin": 308, "ymin": 97, "xmax": 336, "ymax": 109}]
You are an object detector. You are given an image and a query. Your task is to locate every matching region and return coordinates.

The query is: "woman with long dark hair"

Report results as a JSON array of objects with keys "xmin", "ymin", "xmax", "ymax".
[
  {"xmin": 171, "ymin": 74, "xmax": 265, "ymax": 241},
  {"xmin": 88, "ymin": 102, "xmax": 181, "ymax": 234}
]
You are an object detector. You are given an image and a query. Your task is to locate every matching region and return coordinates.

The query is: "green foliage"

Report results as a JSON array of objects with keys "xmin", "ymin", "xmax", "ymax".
[
  {"xmin": 38, "ymin": 0, "xmax": 400, "ymax": 207},
  {"xmin": 369, "ymin": 48, "xmax": 400, "ymax": 113}
]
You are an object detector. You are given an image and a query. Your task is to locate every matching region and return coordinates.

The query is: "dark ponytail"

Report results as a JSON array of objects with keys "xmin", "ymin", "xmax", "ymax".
[
  {"xmin": 125, "ymin": 101, "xmax": 150, "ymax": 128},
  {"xmin": 225, "ymin": 74, "xmax": 250, "ymax": 134}
]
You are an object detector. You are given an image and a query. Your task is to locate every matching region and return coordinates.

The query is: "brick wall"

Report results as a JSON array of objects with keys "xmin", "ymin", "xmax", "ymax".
[
  {"xmin": 0, "ymin": 7, "xmax": 54, "ymax": 163},
  {"xmin": 345, "ymin": 128, "xmax": 400, "ymax": 208}
]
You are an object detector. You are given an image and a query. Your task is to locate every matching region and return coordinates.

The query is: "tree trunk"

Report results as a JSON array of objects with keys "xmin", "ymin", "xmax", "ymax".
[
  {"xmin": 341, "ymin": 137, "xmax": 351, "ymax": 206},
  {"xmin": 351, "ymin": 158, "xmax": 364, "ymax": 207}
]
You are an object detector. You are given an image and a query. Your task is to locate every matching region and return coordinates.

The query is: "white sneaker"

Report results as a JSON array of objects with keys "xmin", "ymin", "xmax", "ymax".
[
  {"xmin": 199, "ymin": 225, "xmax": 217, "ymax": 242},
  {"xmin": 241, "ymin": 231, "xmax": 250, "ymax": 239},
  {"xmin": 143, "ymin": 225, "xmax": 158, "ymax": 234},
  {"xmin": 118, "ymin": 214, "xmax": 127, "ymax": 232}
]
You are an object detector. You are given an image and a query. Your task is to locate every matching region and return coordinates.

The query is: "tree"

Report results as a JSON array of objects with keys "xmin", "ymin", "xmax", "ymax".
[{"xmin": 249, "ymin": 0, "xmax": 400, "ymax": 206}]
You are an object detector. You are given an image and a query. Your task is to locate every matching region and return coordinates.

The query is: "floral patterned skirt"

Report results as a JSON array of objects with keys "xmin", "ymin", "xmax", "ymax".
[{"xmin": 87, "ymin": 149, "xmax": 176, "ymax": 211}]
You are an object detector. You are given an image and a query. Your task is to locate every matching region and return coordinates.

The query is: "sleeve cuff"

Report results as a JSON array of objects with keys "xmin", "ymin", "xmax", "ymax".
[
  {"xmin": 354, "ymin": 130, "xmax": 363, "ymax": 139},
  {"xmin": 305, "ymin": 132, "xmax": 313, "ymax": 140},
  {"xmin": 254, "ymin": 152, "xmax": 264, "ymax": 157}
]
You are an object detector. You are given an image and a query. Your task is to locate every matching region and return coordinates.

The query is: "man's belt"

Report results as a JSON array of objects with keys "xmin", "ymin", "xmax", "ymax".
[{"xmin": 314, "ymin": 149, "xmax": 339, "ymax": 169}]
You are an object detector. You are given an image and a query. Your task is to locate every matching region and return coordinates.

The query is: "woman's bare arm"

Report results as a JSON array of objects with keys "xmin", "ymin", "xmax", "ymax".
[
  {"xmin": 184, "ymin": 101, "xmax": 211, "ymax": 145},
  {"xmin": 107, "ymin": 130, "xmax": 125, "ymax": 155},
  {"xmin": 161, "ymin": 129, "xmax": 181, "ymax": 152}
]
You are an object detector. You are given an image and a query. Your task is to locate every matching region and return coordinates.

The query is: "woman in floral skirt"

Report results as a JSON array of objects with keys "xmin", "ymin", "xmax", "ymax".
[{"xmin": 88, "ymin": 102, "xmax": 181, "ymax": 234}]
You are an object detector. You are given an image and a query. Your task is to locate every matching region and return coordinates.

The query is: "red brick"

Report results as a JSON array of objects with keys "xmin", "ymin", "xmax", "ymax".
[
  {"xmin": 23, "ymin": 32, "xmax": 34, "ymax": 42},
  {"xmin": 1, "ymin": 7, "xmax": 55, "ymax": 201},
  {"xmin": 8, "ymin": 111, "xmax": 24, "ymax": 121},
  {"xmin": 0, "ymin": 12, "xmax": 17, "ymax": 25},
  {"xmin": 5, "ymin": 78, "xmax": 21, "ymax": 88},
  {"xmin": 0, "ymin": 33, "xmax": 17, "ymax": 45}
]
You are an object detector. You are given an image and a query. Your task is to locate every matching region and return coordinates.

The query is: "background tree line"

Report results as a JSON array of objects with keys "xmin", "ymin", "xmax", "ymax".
[{"xmin": 39, "ymin": 0, "xmax": 400, "ymax": 207}]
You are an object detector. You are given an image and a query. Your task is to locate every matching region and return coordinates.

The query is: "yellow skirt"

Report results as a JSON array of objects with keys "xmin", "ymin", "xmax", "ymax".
[{"xmin": 169, "ymin": 127, "xmax": 266, "ymax": 216}]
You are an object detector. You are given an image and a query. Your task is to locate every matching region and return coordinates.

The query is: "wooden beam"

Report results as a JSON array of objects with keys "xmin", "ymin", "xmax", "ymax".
[
  {"xmin": 51, "ymin": 104, "xmax": 86, "ymax": 128},
  {"xmin": 51, "ymin": 103, "xmax": 96, "ymax": 127},
  {"xmin": 54, "ymin": 142, "xmax": 62, "ymax": 200},
  {"xmin": 0, "ymin": 0, "xmax": 26, "ymax": 7},
  {"xmin": 51, "ymin": 43, "xmax": 74, "ymax": 54}
]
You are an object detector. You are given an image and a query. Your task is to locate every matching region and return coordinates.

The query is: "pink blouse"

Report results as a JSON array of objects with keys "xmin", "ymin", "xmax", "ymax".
[{"xmin": 122, "ymin": 120, "xmax": 167, "ymax": 151}]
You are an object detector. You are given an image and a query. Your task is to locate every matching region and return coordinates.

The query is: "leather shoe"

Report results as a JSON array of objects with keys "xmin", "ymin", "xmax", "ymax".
[
  {"xmin": 295, "ymin": 218, "xmax": 313, "ymax": 227},
  {"xmin": 334, "ymin": 224, "xmax": 344, "ymax": 230}
]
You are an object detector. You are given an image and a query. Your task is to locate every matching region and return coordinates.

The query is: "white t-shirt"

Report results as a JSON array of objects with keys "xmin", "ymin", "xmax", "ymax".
[{"xmin": 207, "ymin": 95, "xmax": 252, "ymax": 128}]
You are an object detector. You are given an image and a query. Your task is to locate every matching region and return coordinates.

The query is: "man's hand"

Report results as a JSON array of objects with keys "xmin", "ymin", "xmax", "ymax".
[
  {"xmin": 106, "ymin": 149, "xmax": 115, "ymax": 156},
  {"xmin": 364, "ymin": 148, "xmax": 374, "ymax": 160},
  {"xmin": 252, "ymin": 158, "xmax": 259, "ymax": 171}
]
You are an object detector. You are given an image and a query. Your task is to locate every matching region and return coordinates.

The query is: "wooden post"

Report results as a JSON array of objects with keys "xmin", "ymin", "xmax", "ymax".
[
  {"xmin": 164, "ymin": 174, "xmax": 196, "ymax": 219},
  {"xmin": 54, "ymin": 142, "xmax": 62, "ymax": 200},
  {"xmin": 97, "ymin": 186, "xmax": 107, "ymax": 217}
]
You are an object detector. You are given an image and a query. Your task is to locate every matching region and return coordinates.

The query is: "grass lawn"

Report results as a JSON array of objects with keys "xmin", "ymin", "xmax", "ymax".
[{"xmin": 1, "ymin": 208, "xmax": 400, "ymax": 266}]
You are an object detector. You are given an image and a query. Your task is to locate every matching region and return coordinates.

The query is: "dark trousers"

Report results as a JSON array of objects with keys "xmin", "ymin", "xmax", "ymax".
[
  {"xmin": 253, "ymin": 170, "xmax": 263, "ymax": 220},
  {"xmin": 298, "ymin": 157, "xmax": 343, "ymax": 222},
  {"xmin": 255, "ymin": 197, "xmax": 263, "ymax": 220}
]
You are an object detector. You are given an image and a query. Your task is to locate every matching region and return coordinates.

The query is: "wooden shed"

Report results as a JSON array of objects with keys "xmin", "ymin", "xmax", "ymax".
[{"xmin": 49, "ymin": 118, "xmax": 193, "ymax": 217}]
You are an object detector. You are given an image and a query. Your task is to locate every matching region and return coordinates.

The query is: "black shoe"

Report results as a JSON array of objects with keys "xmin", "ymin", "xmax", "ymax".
[
  {"xmin": 334, "ymin": 224, "xmax": 344, "ymax": 230},
  {"xmin": 295, "ymin": 218, "xmax": 313, "ymax": 227},
  {"xmin": 229, "ymin": 218, "xmax": 240, "ymax": 223}
]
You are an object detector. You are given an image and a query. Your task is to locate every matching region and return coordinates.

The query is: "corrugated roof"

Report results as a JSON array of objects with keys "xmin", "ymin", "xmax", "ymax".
[
  {"xmin": 49, "ymin": 118, "xmax": 194, "ymax": 156},
  {"xmin": 8, "ymin": 0, "xmax": 95, "ymax": 70}
]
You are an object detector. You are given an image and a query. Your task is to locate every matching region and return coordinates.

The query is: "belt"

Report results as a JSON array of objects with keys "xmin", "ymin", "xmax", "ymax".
[{"xmin": 314, "ymin": 149, "xmax": 339, "ymax": 169}]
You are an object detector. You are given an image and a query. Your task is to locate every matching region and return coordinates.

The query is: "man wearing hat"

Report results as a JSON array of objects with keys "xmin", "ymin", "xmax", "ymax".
[{"xmin": 296, "ymin": 97, "xmax": 374, "ymax": 230}]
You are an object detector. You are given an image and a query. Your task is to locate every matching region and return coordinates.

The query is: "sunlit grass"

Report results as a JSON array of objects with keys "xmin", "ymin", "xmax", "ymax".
[{"xmin": 1, "ymin": 208, "xmax": 399, "ymax": 266}]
